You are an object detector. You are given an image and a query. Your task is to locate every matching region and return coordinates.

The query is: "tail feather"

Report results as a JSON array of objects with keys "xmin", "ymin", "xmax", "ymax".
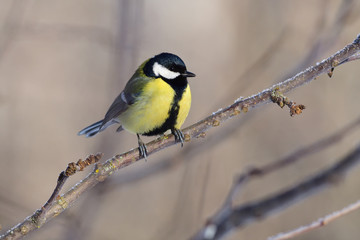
[
  {"xmin": 78, "ymin": 120, "xmax": 104, "ymax": 137},
  {"xmin": 79, "ymin": 119, "xmax": 121, "ymax": 137}
]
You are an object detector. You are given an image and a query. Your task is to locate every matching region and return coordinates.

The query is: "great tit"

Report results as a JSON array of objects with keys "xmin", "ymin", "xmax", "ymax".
[{"xmin": 78, "ymin": 52, "xmax": 195, "ymax": 158}]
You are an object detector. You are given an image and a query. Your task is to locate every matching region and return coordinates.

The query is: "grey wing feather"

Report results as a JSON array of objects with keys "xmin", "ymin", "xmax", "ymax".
[
  {"xmin": 101, "ymin": 72, "xmax": 148, "ymax": 127},
  {"xmin": 102, "ymin": 92, "xmax": 129, "ymax": 126}
]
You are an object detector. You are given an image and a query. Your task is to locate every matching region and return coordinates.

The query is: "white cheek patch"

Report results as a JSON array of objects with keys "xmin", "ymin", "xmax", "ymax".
[{"xmin": 153, "ymin": 62, "xmax": 180, "ymax": 79}]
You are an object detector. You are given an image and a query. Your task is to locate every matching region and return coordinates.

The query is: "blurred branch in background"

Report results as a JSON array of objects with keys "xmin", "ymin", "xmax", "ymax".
[
  {"xmin": 1, "ymin": 33, "xmax": 360, "ymax": 240},
  {"xmin": 224, "ymin": 116, "xmax": 360, "ymax": 208},
  {"xmin": 191, "ymin": 144, "xmax": 360, "ymax": 240}
]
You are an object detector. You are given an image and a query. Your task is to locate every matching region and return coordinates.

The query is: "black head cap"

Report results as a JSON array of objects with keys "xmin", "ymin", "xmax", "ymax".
[{"xmin": 143, "ymin": 52, "xmax": 195, "ymax": 79}]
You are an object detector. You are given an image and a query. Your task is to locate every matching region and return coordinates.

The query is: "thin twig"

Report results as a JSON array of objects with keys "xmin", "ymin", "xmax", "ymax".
[
  {"xmin": 41, "ymin": 153, "xmax": 102, "ymax": 212},
  {"xmin": 1, "ymin": 35, "xmax": 360, "ymax": 240},
  {"xmin": 268, "ymin": 199, "xmax": 360, "ymax": 240}
]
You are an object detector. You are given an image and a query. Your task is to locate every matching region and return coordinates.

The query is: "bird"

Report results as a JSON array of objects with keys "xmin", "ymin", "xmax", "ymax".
[{"xmin": 78, "ymin": 52, "xmax": 195, "ymax": 158}]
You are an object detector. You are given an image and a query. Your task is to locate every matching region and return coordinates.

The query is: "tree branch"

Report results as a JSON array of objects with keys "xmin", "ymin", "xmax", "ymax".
[{"xmin": 1, "ymin": 34, "xmax": 360, "ymax": 240}]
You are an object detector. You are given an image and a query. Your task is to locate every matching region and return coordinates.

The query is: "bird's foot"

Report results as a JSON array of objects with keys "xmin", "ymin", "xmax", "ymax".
[
  {"xmin": 137, "ymin": 134, "xmax": 148, "ymax": 160},
  {"xmin": 172, "ymin": 129, "xmax": 184, "ymax": 147}
]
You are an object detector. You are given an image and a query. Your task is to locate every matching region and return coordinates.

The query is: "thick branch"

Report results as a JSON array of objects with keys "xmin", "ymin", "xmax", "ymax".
[{"xmin": 1, "ymin": 35, "xmax": 360, "ymax": 240}]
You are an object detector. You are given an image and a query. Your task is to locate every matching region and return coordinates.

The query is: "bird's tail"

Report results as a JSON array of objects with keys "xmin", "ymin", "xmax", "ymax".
[
  {"xmin": 78, "ymin": 120, "xmax": 104, "ymax": 137},
  {"xmin": 78, "ymin": 119, "xmax": 122, "ymax": 137}
]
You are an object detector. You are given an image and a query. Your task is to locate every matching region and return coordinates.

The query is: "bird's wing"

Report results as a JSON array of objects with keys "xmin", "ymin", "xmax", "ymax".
[{"xmin": 101, "ymin": 71, "xmax": 150, "ymax": 126}]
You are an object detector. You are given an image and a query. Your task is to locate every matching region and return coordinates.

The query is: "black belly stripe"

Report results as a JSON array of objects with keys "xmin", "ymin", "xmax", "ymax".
[{"xmin": 143, "ymin": 77, "xmax": 188, "ymax": 136}]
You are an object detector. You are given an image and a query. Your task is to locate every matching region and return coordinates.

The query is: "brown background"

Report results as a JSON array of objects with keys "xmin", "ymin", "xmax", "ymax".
[{"xmin": 1, "ymin": 0, "xmax": 360, "ymax": 239}]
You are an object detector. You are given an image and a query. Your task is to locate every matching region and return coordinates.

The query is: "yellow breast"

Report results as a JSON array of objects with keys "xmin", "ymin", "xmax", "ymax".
[{"xmin": 119, "ymin": 78, "xmax": 175, "ymax": 134}]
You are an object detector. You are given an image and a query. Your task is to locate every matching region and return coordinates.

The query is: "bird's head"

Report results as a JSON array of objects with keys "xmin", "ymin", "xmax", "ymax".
[{"xmin": 143, "ymin": 52, "xmax": 195, "ymax": 80}]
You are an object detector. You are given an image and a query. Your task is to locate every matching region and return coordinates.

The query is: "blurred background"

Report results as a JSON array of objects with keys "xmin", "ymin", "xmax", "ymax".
[{"xmin": 1, "ymin": 0, "xmax": 360, "ymax": 239}]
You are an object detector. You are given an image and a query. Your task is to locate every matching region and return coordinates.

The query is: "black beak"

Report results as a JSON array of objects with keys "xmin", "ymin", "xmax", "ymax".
[{"xmin": 182, "ymin": 71, "xmax": 196, "ymax": 78}]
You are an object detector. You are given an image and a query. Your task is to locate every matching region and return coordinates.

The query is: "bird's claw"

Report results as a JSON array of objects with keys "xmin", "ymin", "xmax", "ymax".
[
  {"xmin": 172, "ymin": 129, "xmax": 184, "ymax": 147},
  {"xmin": 137, "ymin": 134, "xmax": 148, "ymax": 160}
]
